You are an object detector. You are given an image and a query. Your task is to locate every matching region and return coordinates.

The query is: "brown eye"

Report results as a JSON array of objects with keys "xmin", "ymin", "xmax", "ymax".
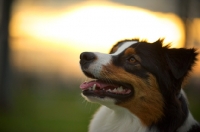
[{"xmin": 128, "ymin": 57, "xmax": 136, "ymax": 63}]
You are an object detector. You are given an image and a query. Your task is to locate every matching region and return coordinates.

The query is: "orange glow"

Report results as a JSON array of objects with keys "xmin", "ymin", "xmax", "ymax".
[{"xmin": 9, "ymin": 1, "xmax": 186, "ymax": 77}]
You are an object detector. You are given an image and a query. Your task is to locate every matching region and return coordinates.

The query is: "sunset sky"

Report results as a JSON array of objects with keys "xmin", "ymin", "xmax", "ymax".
[{"xmin": 9, "ymin": 0, "xmax": 200, "ymax": 80}]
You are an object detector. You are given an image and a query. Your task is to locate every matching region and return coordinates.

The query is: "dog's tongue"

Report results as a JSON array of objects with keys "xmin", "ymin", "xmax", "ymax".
[{"xmin": 80, "ymin": 80, "xmax": 118, "ymax": 90}]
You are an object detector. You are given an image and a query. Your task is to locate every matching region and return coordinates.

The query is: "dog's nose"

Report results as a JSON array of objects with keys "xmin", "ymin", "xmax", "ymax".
[{"xmin": 80, "ymin": 52, "xmax": 96, "ymax": 65}]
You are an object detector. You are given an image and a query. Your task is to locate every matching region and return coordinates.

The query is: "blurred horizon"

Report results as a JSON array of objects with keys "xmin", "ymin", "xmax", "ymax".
[{"xmin": 9, "ymin": 0, "xmax": 191, "ymax": 81}]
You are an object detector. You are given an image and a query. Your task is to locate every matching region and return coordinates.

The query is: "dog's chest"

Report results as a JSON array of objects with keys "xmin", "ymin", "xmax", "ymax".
[{"xmin": 88, "ymin": 106, "xmax": 153, "ymax": 132}]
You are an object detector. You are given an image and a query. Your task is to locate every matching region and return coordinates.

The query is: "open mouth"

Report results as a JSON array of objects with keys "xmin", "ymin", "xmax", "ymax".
[{"xmin": 80, "ymin": 79, "xmax": 133, "ymax": 100}]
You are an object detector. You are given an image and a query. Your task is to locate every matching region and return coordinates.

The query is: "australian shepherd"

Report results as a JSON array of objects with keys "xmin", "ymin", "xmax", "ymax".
[{"xmin": 79, "ymin": 39, "xmax": 200, "ymax": 132}]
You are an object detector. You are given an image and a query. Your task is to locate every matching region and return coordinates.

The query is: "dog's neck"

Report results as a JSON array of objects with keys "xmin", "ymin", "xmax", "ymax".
[
  {"xmin": 176, "ymin": 111, "xmax": 198, "ymax": 132},
  {"xmin": 89, "ymin": 105, "xmax": 152, "ymax": 132},
  {"xmin": 88, "ymin": 90, "xmax": 199, "ymax": 132},
  {"xmin": 89, "ymin": 105, "xmax": 198, "ymax": 132}
]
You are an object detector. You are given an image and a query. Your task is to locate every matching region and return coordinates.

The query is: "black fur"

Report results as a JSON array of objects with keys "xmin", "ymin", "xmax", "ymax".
[
  {"xmin": 81, "ymin": 39, "xmax": 200, "ymax": 132},
  {"xmin": 188, "ymin": 124, "xmax": 200, "ymax": 132},
  {"xmin": 111, "ymin": 39, "xmax": 200, "ymax": 132}
]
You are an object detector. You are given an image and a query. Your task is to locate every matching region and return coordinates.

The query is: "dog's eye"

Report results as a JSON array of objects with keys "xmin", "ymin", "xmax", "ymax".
[{"xmin": 127, "ymin": 57, "xmax": 136, "ymax": 64}]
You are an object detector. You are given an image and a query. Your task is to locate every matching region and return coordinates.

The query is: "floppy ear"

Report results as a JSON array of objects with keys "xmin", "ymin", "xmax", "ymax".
[{"xmin": 164, "ymin": 47, "xmax": 198, "ymax": 79}]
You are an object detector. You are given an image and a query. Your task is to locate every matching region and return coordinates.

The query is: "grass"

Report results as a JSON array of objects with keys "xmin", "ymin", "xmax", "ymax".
[
  {"xmin": 0, "ymin": 85, "xmax": 199, "ymax": 132},
  {"xmin": 0, "ymin": 87, "xmax": 99, "ymax": 132}
]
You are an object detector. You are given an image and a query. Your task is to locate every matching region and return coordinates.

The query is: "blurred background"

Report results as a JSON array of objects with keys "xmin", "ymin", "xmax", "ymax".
[{"xmin": 0, "ymin": 0, "xmax": 200, "ymax": 131}]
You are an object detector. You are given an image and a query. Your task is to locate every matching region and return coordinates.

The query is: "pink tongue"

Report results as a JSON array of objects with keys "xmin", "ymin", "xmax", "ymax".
[{"xmin": 80, "ymin": 80, "xmax": 118, "ymax": 90}]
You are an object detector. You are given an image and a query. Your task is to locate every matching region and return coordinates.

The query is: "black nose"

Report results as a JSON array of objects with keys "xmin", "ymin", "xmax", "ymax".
[{"xmin": 80, "ymin": 52, "xmax": 96, "ymax": 66}]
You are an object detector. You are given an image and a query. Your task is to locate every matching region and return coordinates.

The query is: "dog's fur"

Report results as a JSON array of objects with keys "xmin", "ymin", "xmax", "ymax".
[{"xmin": 79, "ymin": 39, "xmax": 200, "ymax": 132}]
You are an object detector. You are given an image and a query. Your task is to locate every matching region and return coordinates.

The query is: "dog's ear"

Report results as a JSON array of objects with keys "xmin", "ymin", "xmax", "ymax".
[{"xmin": 164, "ymin": 47, "xmax": 198, "ymax": 79}]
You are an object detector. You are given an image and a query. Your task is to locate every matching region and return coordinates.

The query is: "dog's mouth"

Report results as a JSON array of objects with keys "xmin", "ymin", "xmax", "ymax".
[{"xmin": 80, "ymin": 79, "xmax": 133, "ymax": 100}]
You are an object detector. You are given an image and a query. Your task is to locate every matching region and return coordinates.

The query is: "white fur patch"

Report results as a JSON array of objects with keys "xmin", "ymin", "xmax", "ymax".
[
  {"xmin": 176, "ymin": 90, "xmax": 199, "ymax": 132},
  {"xmin": 177, "ymin": 111, "xmax": 198, "ymax": 132},
  {"xmin": 112, "ymin": 41, "xmax": 137, "ymax": 56},
  {"xmin": 81, "ymin": 94, "xmax": 116, "ymax": 108},
  {"xmin": 89, "ymin": 52, "xmax": 112, "ymax": 78},
  {"xmin": 88, "ymin": 41, "xmax": 137, "ymax": 78},
  {"xmin": 89, "ymin": 106, "xmax": 151, "ymax": 132}
]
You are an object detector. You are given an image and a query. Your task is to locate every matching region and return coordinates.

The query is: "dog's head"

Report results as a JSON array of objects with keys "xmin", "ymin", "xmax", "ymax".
[{"xmin": 79, "ymin": 39, "xmax": 198, "ymax": 127}]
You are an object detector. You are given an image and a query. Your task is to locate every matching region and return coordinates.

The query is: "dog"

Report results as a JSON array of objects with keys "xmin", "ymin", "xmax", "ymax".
[{"xmin": 79, "ymin": 39, "xmax": 200, "ymax": 132}]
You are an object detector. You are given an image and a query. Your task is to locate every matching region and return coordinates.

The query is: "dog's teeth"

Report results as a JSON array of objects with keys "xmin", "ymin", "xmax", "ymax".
[
  {"xmin": 92, "ymin": 84, "xmax": 96, "ymax": 90},
  {"xmin": 107, "ymin": 89, "xmax": 112, "ymax": 92},
  {"xmin": 117, "ymin": 86, "xmax": 123, "ymax": 92},
  {"xmin": 113, "ymin": 88, "xmax": 117, "ymax": 93},
  {"xmin": 116, "ymin": 88, "xmax": 119, "ymax": 92}
]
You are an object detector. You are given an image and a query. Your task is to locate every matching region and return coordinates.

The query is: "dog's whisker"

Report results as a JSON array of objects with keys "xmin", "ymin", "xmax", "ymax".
[
  {"xmin": 84, "ymin": 101, "xmax": 89, "ymax": 108},
  {"xmin": 82, "ymin": 99, "xmax": 86, "ymax": 104},
  {"xmin": 89, "ymin": 103, "xmax": 93, "ymax": 113}
]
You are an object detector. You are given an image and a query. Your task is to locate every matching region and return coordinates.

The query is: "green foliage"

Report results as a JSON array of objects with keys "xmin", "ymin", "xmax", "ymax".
[
  {"xmin": 0, "ymin": 87, "xmax": 99, "ymax": 132},
  {"xmin": 0, "ymin": 85, "xmax": 199, "ymax": 132}
]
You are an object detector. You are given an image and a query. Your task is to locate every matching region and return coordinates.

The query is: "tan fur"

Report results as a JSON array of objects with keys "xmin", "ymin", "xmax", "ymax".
[
  {"xmin": 102, "ymin": 65, "xmax": 164, "ymax": 126},
  {"xmin": 110, "ymin": 46, "xmax": 119, "ymax": 53},
  {"xmin": 124, "ymin": 48, "xmax": 136, "ymax": 55}
]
